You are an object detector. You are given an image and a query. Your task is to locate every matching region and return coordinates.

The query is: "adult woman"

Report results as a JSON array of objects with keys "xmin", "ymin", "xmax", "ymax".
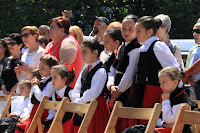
[
  {"xmin": 155, "ymin": 14, "xmax": 183, "ymax": 69},
  {"xmin": 15, "ymin": 26, "xmax": 44, "ymax": 94},
  {"xmin": 69, "ymin": 25, "xmax": 84, "ymax": 45},
  {"xmin": 1, "ymin": 33, "xmax": 23, "ymax": 95},
  {"xmin": 44, "ymin": 16, "xmax": 82, "ymax": 88}
]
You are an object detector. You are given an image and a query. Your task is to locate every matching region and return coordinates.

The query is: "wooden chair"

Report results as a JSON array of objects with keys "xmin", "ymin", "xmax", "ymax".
[
  {"xmin": 171, "ymin": 104, "xmax": 200, "ymax": 133},
  {"xmin": 104, "ymin": 101, "xmax": 162, "ymax": 133},
  {"xmin": 27, "ymin": 96, "xmax": 70, "ymax": 133},
  {"xmin": 0, "ymin": 92, "xmax": 14, "ymax": 118},
  {"xmin": 48, "ymin": 100, "xmax": 98, "ymax": 133}
]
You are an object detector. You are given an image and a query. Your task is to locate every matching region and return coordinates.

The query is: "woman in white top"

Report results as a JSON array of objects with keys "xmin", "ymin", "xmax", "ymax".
[{"xmin": 15, "ymin": 26, "xmax": 44, "ymax": 94}]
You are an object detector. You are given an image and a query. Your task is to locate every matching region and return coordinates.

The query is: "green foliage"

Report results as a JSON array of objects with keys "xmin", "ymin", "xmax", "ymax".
[{"xmin": 0, "ymin": 0, "xmax": 200, "ymax": 38}]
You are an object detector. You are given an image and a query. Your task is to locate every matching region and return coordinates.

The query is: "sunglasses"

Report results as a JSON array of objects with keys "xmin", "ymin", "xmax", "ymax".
[
  {"xmin": 7, "ymin": 42, "xmax": 18, "ymax": 46},
  {"xmin": 21, "ymin": 33, "xmax": 32, "ymax": 38},
  {"xmin": 192, "ymin": 29, "xmax": 200, "ymax": 34}
]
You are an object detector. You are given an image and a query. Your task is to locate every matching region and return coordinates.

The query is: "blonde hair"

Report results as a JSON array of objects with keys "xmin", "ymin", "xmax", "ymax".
[
  {"xmin": 20, "ymin": 79, "xmax": 32, "ymax": 89},
  {"xmin": 69, "ymin": 25, "xmax": 84, "ymax": 45},
  {"xmin": 107, "ymin": 21, "xmax": 122, "ymax": 30},
  {"xmin": 158, "ymin": 66, "xmax": 184, "ymax": 82},
  {"xmin": 21, "ymin": 26, "xmax": 40, "ymax": 39}
]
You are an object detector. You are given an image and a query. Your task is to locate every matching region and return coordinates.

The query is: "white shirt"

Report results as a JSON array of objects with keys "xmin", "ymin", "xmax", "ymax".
[
  {"xmin": 70, "ymin": 60, "xmax": 107, "ymax": 103},
  {"xmin": 30, "ymin": 76, "xmax": 56, "ymax": 102},
  {"xmin": 107, "ymin": 42, "xmax": 140, "ymax": 93},
  {"xmin": 156, "ymin": 100, "xmax": 190, "ymax": 127},
  {"xmin": 16, "ymin": 46, "xmax": 44, "ymax": 94},
  {"xmin": 140, "ymin": 36, "xmax": 180, "ymax": 68},
  {"xmin": 46, "ymin": 86, "xmax": 70, "ymax": 120},
  {"xmin": 12, "ymin": 97, "xmax": 30, "ymax": 117}
]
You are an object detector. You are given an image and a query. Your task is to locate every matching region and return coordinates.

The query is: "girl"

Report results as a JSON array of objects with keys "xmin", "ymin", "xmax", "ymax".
[
  {"xmin": 106, "ymin": 15, "xmax": 141, "ymax": 132},
  {"xmin": 123, "ymin": 66, "xmax": 197, "ymax": 133},
  {"xmin": 0, "ymin": 79, "xmax": 31, "ymax": 133},
  {"xmin": 100, "ymin": 28, "xmax": 123, "ymax": 72},
  {"xmin": 15, "ymin": 55, "xmax": 59, "ymax": 133},
  {"xmin": 131, "ymin": 16, "xmax": 180, "ymax": 124},
  {"xmin": 42, "ymin": 65, "xmax": 75, "ymax": 133},
  {"xmin": 70, "ymin": 38, "xmax": 110, "ymax": 133}
]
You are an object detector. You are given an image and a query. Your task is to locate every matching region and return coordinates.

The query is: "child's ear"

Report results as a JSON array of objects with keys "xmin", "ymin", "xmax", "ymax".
[
  {"xmin": 62, "ymin": 77, "xmax": 67, "ymax": 82},
  {"xmin": 147, "ymin": 28, "xmax": 153, "ymax": 36},
  {"xmin": 115, "ymin": 40, "xmax": 120, "ymax": 47},
  {"xmin": 174, "ymin": 79, "xmax": 179, "ymax": 86},
  {"xmin": 93, "ymin": 49, "xmax": 99, "ymax": 56}
]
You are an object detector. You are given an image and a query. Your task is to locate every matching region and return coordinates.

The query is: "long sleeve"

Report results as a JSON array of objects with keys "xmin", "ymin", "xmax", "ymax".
[
  {"xmin": 73, "ymin": 68, "xmax": 107, "ymax": 104},
  {"xmin": 31, "ymin": 82, "xmax": 56, "ymax": 102},
  {"xmin": 106, "ymin": 66, "xmax": 116, "ymax": 90},
  {"xmin": 117, "ymin": 48, "xmax": 140, "ymax": 93},
  {"xmin": 70, "ymin": 73, "xmax": 82, "ymax": 102},
  {"xmin": 154, "ymin": 42, "xmax": 180, "ymax": 69},
  {"xmin": 162, "ymin": 100, "xmax": 188, "ymax": 125},
  {"xmin": 46, "ymin": 93, "xmax": 57, "ymax": 120}
]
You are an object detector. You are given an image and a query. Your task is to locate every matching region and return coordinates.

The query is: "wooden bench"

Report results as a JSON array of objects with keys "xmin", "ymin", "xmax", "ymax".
[{"xmin": 104, "ymin": 101, "xmax": 162, "ymax": 133}]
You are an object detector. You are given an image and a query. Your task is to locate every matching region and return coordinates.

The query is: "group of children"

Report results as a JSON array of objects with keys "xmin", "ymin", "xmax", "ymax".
[{"xmin": 0, "ymin": 14, "xmax": 196, "ymax": 133}]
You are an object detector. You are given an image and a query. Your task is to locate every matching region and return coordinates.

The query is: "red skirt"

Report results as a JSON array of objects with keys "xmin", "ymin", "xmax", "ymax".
[
  {"xmin": 155, "ymin": 128, "xmax": 172, "ymax": 133},
  {"xmin": 68, "ymin": 96, "xmax": 110, "ymax": 133},
  {"xmin": 19, "ymin": 104, "xmax": 48, "ymax": 133},
  {"xmin": 140, "ymin": 83, "xmax": 163, "ymax": 124}
]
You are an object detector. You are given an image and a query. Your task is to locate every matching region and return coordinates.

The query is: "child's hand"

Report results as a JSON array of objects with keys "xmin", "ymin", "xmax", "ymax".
[
  {"xmin": 31, "ymin": 77, "xmax": 40, "ymax": 86},
  {"xmin": 110, "ymin": 86, "xmax": 119, "ymax": 93},
  {"xmin": 161, "ymin": 92, "xmax": 170, "ymax": 101},
  {"xmin": 42, "ymin": 124, "xmax": 45, "ymax": 131},
  {"xmin": 19, "ymin": 116, "xmax": 27, "ymax": 123},
  {"xmin": 9, "ymin": 113, "xmax": 17, "ymax": 118},
  {"xmin": 78, "ymin": 113, "xmax": 83, "ymax": 117}
]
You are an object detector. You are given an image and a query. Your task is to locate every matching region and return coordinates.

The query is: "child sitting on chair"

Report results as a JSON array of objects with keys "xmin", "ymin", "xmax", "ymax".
[
  {"xmin": 123, "ymin": 66, "xmax": 197, "ymax": 133},
  {"xmin": 0, "ymin": 79, "xmax": 32, "ymax": 133}
]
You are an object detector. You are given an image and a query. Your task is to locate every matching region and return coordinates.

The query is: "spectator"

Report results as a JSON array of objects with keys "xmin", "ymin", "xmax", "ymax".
[
  {"xmin": 37, "ymin": 35, "xmax": 49, "ymax": 49},
  {"xmin": 69, "ymin": 25, "xmax": 84, "ymax": 45},
  {"xmin": 39, "ymin": 25, "xmax": 51, "ymax": 42}
]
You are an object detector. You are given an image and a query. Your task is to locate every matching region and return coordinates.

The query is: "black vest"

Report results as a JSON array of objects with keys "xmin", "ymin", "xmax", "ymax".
[
  {"xmin": 104, "ymin": 52, "xmax": 116, "ymax": 73},
  {"xmin": 31, "ymin": 77, "xmax": 52, "ymax": 104},
  {"xmin": 136, "ymin": 40, "xmax": 162, "ymax": 85},
  {"xmin": 80, "ymin": 62, "xmax": 106, "ymax": 97},
  {"xmin": 113, "ymin": 38, "xmax": 141, "ymax": 85},
  {"xmin": 158, "ymin": 87, "xmax": 197, "ymax": 133}
]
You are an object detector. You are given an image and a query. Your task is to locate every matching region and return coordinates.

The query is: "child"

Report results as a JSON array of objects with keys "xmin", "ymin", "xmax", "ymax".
[
  {"xmin": 15, "ymin": 55, "xmax": 59, "ymax": 133},
  {"xmin": 0, "ymin": 79, "xmax": 32, "ymax": 133},
  {"xmin": 70, "ymin": 38, "xmax": 110, "ymax": 133},
  {"xmin": 130, "ymin": 16, "xmax": 180, "ymax": 124},
  {"xmin": 42, "ymin": 65, "xmax": 75, "ymax": 132},
  {"xmin": 123, "ymin": 66, "xmax": 197, "ymax": 133},
  {"xmin": 100, "ymin": 28, "xmax": 122, "ymax": 71},
  {"xmin": 106, "ymin": 15, "xmax": 141, "ymax": 132}
]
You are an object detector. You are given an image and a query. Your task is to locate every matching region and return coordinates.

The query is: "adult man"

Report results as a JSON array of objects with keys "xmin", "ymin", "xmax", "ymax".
[
  {"xmin": 90, "ymin": 16, "xmax": 110, "ymax": 44},
  {"xmin": 39, "ymin": 25, "xmax": 51, "ymax": 42}
]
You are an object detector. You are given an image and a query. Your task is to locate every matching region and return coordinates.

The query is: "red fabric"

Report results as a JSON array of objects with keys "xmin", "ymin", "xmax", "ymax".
[
  {"xmin": 15, "ymin": 120, "xmax": 29, "ymax": 133},
  {"xmin": 155, "ymin": 128, "xmax": 172, "ymax": 133},
  {"xmin": 68, "ymin": 96, "xmax": 110, "ymax": 133},
  {"xmin": 23, "ymin": 104, "xmax": 48, "ymax": 133},
  {"xmin": 44, "ymin": 35, "xmax": 83, "ymax": 88}
]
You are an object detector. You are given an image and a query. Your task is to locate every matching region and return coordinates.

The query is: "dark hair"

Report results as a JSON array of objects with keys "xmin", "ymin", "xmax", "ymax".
[
  {"xmin": 31, "ymin": 69, "xmax": 42, "ymax": 81},
  {"xmin": 40, "ymin": 55, "xmax": 59, "ymax": 68},
  {"xmin": 81, "ymin": 38, "xmax": 103, "ymax": 57},
  {"xmin": 20, "ymin": 79, "xmax": 32, "ymax": 89},
  {"xmin": 52, "ymin": 65, "xmax": 75, "ymax": 85},
  {"xmin": 38, "ymin": 36, "xmax": 49, "ymax": 46},
  {"xmin": 9, "ymin": 33, "xmax": 24, "ymax": 50},
  {"xmin": 123, "ymin": 14, "xmax": 139, "ymax": 23},
  {"xmin": 49, "ymin": 16, "xmax": 71, "ymax": 35},
  {"xmin": 0, "ymin": 39, "xmax": 10, "ymax": 57},
  {"xmin": 136, "ymin": 16, "xmax": 162, "ymax": 35},
  {"xmin": 105, "ymin": 28, "xmax": 123, "ymax": 45}
]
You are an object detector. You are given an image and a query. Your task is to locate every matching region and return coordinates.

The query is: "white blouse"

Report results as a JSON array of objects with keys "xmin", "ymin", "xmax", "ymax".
[
  {"xmin": 70, "ymin": 60, "xmax": 107, "ymax": 103},
  {"xmin": 107, "ymin": 42, "xmax": 140, "ymax": 93}
]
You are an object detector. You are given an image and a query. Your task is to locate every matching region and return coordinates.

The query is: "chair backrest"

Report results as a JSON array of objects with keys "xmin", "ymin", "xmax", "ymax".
[
  {"xmin": 0, "ymin": 92, "xmax": 14, "ymax": 118},
  {"xmin": 104, "ymin": 101, "xmax": 162, "ymax": 133},
  {"xmin": 171, "ymin": 104, "xmax": 200, "ymax": 133},
  {"xmin": 48, "ymin": 100, "xmax": 98, "ymax": 133},
  {"xmin": 27, "ymin": 96, "xmax": 70, "ymax": 133}
]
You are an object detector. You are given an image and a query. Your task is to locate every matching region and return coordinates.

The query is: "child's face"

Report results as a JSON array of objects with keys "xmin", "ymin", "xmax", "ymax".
[
  {"xmin": 81, "ymin": 46, "xmax": 98, "ymax": 64},
  {"xmin": 20, "ymin": 84, "xmax": 31, "ymax": 97},
  {"xmin": 122, "ymin": 19, "xmax": 136, "ymax": 42},
  {"xmin": 103, "ymin": 33, "xmax": 119, "ymax": 52},
  {"xmin": 51, "ymin": 70, "xmax": 67, "ymax": 89},
  {"xmin": 135, "ymin": 23, "xmax": 152, "ymax": 43},
  {"xmin": 39, "ymin": 61, "xmax": 51, "ymax": 78},
  {"xmin": 159, "ymin": 74, "xmax": 178, "ymax": 93}
]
